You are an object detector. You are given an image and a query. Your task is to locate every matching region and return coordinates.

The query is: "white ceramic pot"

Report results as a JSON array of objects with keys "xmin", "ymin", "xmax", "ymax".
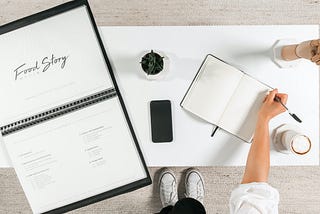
[{"xmin": 140, "ymin": 50, "xmax": 169, "ymax": 80}]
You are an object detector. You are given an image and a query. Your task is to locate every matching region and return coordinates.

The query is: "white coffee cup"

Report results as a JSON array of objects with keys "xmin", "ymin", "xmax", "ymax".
[{"xmin": 281, "ymin": 130, "xmax": 311, "ymax": 155}]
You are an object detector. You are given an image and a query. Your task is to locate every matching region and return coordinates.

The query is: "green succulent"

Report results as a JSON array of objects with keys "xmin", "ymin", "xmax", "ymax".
[{"xmin": 140, "ymin": 50, "xmax": 164, "ymax": 75}]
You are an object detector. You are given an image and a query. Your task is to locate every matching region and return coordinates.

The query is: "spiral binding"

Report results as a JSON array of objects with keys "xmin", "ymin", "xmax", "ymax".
[{"xmin": 0, "ymin": 87, "xmax": 117, "ymax": 136}]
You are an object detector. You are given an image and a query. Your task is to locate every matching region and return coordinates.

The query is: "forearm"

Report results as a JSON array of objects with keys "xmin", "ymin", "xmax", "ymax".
[{"xmin": 242, "ymin": 117, "xmax": 270, "ymax": 184}]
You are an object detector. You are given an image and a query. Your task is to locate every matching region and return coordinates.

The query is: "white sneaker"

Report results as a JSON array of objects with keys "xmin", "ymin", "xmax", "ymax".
[
  {"xmin": 185, "ymin": 168, "xmax": 205, "ymax": 204},
  {"xmin": 158, "ymin": 168, "xmax": 178, "ymax": 207}
]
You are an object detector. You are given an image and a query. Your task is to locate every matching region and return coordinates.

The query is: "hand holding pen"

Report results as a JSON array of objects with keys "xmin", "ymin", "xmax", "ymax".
[
  {"xmin": 211, "ymin": 88, "xmax": 301, "ymax": 138},
  {"xmin": 260, "ymin": 89, "xmax": 302, "ymax": 123},
  {"xmin": 274, "ymin": 96, "xmax": 302, "ymax": 123}
]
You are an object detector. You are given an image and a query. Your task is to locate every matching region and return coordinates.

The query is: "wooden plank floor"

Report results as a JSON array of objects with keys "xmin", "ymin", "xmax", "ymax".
[{"xmin": 1, "ymin": 0, "xmax": 320, "ymax": 213}]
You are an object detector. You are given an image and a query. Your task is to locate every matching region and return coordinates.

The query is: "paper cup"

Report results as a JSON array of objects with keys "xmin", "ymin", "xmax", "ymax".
[{"xmin": 281, "ymin": 130, "xmax": 311, "ymax": 155}]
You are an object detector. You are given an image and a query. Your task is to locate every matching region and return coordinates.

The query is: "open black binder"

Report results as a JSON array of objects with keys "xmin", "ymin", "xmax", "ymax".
[{"xmin": 0, "ymin": 0, "xmax": 151, "ymax": 213}]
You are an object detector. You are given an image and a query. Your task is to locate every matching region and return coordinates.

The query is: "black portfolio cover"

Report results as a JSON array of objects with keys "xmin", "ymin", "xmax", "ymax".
[{"xmin": 0, "ymin": 0, "xmax": 151, "ymax": 213}]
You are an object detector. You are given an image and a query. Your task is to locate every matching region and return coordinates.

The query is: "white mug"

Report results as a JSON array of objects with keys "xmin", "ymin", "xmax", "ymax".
[{"xmin": 281, "ymin": 130, "xmax": 311, "ymax": 155}]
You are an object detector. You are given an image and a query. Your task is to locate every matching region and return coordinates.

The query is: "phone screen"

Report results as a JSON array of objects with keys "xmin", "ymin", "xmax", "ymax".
[{"xmin": 150, "ymin": 100, "xmax": 173, "ymax": 143}]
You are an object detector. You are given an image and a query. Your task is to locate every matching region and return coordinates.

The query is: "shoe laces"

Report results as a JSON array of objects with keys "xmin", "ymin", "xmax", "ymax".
[
  {"xmin": 161, "ymin": 180, "xmax": 177, "ymax": 205},
  {"xmin": 185, "ymin": 180, "xmax": 204, "ymax": 202}
]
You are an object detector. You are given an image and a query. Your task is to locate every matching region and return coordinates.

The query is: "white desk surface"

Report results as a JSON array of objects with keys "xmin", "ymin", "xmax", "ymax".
[{"xmin": 0, "ymin": 25, "xmax": 319, "ymax": 167}]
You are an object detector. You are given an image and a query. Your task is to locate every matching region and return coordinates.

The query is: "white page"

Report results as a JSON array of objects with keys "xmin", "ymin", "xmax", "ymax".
[
  {"xmin": 0, "ymin": 6, "xmax": 113, "ymax": 126},
  {"xmin": 181, "ymin": 55, "xmax": 244, "ymax": 124},
  {"xmin": 3, "ymin": 98, "xmax": 146, "ymax": 214},
  {"xmin": 218, "ymin": 75, "xmax": 270, "ymax": 142}
]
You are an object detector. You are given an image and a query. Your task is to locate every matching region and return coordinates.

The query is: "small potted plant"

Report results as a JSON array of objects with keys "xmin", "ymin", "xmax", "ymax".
[{"xmin": 140, "ymin": 50, "xmax": 169, "ymax": 80}]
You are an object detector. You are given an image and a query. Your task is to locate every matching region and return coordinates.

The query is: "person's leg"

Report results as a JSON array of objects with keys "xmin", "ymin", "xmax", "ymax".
[
  {"xmin": 171, "ymin": 198, "xmax": 206, "ymax": 214},
  {"xmin": 157, "ymin": 205, "xmax": 174, "ymax": 214},
  {"xmin": 156, "ymin": 168, "xmax": 178, "ymax": 214},
  {"xmin": 185, "ymin": 168, "xmax": 205, "ymax": 205},
  {"xmin": 166, "ymin": 168, "xmax": 206, "ymax": 214}
]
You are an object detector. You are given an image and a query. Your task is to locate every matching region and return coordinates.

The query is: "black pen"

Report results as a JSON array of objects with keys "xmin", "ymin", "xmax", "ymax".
[
  {"xmin": 274, "ymin": 96, "xmax": 302, "ymax": 123},
  {"xmin": 211, "ymin": 126, "xmax": 219, "ymax": 137}
]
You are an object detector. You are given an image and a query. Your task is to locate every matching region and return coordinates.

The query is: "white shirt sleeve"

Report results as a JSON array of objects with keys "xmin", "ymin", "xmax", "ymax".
[{"xmin": 229, "ymin": 182, "xmax": 279, "ymax": 214}]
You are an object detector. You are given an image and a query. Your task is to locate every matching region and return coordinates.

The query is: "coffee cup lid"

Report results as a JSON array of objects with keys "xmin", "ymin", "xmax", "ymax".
[
  {"xmin": 291, "ymin": 135, "xmax": 311, "ymax": 155},
  {"xmin": 273, "ymin": 123, "xmax": 302, "ymax": 154}
]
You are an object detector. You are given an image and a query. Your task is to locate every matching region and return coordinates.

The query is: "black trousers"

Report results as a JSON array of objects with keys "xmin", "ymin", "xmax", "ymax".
[{"xmin": 157, "ymin": 198, "xmax": 206, "ymax": 214}]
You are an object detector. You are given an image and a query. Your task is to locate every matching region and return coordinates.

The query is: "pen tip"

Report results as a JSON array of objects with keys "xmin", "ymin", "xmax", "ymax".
[{"xmin": 292, "ymin": 114, "xmax": 302, "ymax": 123}]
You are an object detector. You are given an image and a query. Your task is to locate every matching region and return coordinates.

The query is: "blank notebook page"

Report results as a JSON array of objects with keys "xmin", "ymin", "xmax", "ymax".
[
  {"xmin": 218, "ymin": 74, "xmax": 270, "ymax": 142},
  {"xmin": 182, "ymin": 56, "xmax": 243, "ymax": 124}
]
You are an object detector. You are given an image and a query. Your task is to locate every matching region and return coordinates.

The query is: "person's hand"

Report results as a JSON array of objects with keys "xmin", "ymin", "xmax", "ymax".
[
  {"xmin": 258, "ymin": 89, "xmax": 288, "ymax": 122},
  {"xmin": 284, "ymin": 39, "xmax": 320, "ymax": 65},
  {"xmin": 310, "ymin": 39, "xmax": 320, "ymax": 65}
]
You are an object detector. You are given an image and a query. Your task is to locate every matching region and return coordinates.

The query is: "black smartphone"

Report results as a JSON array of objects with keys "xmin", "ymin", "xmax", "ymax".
[{"xmin": 150, "ymin": 100, "xmax": 173, "ymax": 143}]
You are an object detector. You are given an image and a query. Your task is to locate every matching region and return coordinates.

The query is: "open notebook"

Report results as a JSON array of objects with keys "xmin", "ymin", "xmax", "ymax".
[{"xmin": 181, "ymin": 55, "xmax": 271, "ymax": 143}]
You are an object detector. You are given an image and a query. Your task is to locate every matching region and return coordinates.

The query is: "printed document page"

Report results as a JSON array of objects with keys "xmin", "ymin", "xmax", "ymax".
[
  {"xmin": 3, "ymin": 98, "xmax": 147, "ymax": 214},
  {"xmin": 0, "ymin": 6, "xmax": 112, "ymax": 126}
]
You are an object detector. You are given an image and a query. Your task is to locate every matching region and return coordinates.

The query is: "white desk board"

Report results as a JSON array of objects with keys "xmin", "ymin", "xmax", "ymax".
[{"xmin": 1, "ymin": 26, "xmax": 319, "ymax": 167}]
